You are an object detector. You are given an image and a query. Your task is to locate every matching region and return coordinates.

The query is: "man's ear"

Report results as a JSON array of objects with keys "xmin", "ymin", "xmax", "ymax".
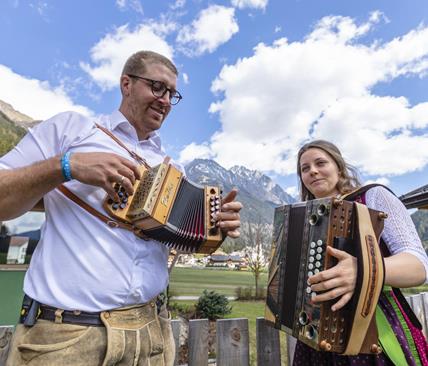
[{"xmin": 120, "ymin": 75, "xmax": 131, "ymax": 96}]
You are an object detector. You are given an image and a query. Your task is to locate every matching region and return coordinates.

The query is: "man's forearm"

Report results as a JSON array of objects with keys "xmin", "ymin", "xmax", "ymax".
[{"xmin": 0, "ymin": 156, "xmax": 64, "ymax": 220}]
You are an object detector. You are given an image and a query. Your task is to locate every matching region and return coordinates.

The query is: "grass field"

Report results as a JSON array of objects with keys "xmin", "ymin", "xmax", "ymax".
[{"xmin": 169, "ymin": 266, "xmax": 268, "ymax": 297}]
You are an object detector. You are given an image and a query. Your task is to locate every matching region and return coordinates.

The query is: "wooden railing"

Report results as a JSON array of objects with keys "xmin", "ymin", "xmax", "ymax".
[{"xmin": 0, "ymin": 292, "xmax": 427, "ymax": 366}]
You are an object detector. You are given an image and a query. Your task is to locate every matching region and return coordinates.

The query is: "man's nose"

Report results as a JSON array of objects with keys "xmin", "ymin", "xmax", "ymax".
[{"xmin": 157, "ymin": 90, "xmax": 171, "ymax": 106}]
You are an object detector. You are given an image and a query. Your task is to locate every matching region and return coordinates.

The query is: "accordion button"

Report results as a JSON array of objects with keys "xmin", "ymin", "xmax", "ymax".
[
  {"xmin": 310, "ymin": 242, "xmax": 316, "ymax": 248},
  {"xmin": 314, "ymin": 269, "xmax": 320, "ymax": 274},
  {"xmin": 315, "ymin": 262, "xmax": 321, "ymax": 268},
  {"xmin": 308, "ymin": 263, "xmax": 314, "ymax": 270},
  {"xmin": 316, "ymin": 247, "xmax": 323, "ymax": 253},
  {"xmin": 317, "ymin": 240, "xmax": 323, "ymax": 246},
  {"xmin": 307, "ymin": 271, "xmax": 313, "ymax": 277},
  {"xmin": 306, "ymin": 287, "xmax": 311, "ymax": 294},
  {"xmin": 309, "ymin": 249, "xmax": 315, "ymax": 256},
  {"xmin": 315, "ymin": 254, "xmax": 322, "ymax": 260},
  {"xmin": 119, "ymin": 203, "xmax": 126, "ymax": 209},
  {"xmin": 112, "ymin": 203, "xmax": 119, "ymax": 210},
  {"xmin": 309, "ymin": 257, "xmax": 314, "ymax": 263}
]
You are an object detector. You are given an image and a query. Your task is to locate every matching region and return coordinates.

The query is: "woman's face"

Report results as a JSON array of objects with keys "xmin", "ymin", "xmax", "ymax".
[{"xmin": 299, "ymin": 147, "xmax": 340, "ymax": 199}]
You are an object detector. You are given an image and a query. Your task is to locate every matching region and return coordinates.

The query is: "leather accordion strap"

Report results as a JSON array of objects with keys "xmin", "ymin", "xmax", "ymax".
[
  {"xmin": 94, "ymin": 122, "xmax": 151, "ymax": 169},
  {"xmin": 344, "ymin": 202, "xmax": 385, "ymax": 355},
  {"xmin": 340, "ymin": 184, "xmax": 395, "ymax": 202},
  {"xmin": 57, "ymin": 184, "xmax": 135, "ymax": 232}
]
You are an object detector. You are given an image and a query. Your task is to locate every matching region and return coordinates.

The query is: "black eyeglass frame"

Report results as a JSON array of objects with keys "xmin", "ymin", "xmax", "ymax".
[{"xmin": 127, "ymin": 74, "xmax": 182, "ymax": 105}]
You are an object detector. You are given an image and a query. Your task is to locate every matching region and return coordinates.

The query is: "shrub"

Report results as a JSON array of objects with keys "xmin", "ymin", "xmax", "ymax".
[
  {"xmin": 235, "ymin": 286, "xmax": 253, "ymax": 300},
  {"xmin": 235, "ymin": 286, "xmax": 267, "ymax": 300},
  {"xmin": 195, "ymin": 290, "xmax": 232, "ymax": 320},
  {"xmin": 168, "ymin": 302, "xmax": 196, "ymax": 320}
]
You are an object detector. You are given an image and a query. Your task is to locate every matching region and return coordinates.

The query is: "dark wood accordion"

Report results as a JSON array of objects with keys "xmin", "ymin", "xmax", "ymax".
[
  {"xmin": 103, "ymin": 161, "xmax": 223, "ymax": 254},
  {"xmin": 265, "ymin": 198, "xmax": 387, "ymax": 355}
]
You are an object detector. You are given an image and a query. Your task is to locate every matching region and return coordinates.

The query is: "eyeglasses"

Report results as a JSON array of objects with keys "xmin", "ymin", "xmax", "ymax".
[{"xmin": 127, "ymin": 74, "xmax": 182, "ymax": 105}]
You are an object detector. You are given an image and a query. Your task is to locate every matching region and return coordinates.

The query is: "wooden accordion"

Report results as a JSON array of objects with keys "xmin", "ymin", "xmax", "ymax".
[
  {"xmin": 103, "ymin": 161, "xmax": 223, "ymax": 254},
  {"xmin": 265, "ymin": 198, "xmax": 386, "ymax": 355}
]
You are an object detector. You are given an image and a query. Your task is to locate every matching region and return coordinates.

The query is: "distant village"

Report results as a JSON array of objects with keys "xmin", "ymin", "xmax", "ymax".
[{"xmin": 0, "ymin": 233, "xmax": 256, "ymax": 270}]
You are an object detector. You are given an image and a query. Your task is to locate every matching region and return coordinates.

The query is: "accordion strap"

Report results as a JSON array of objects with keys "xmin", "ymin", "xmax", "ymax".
[
  {"xmin": 57, "ymin": 184, "xmax": 136, "ymax": 232},
  {"xmin": 94, "ymin": 123, "xmax": 151, "ymax": 169},
  {"xmin": 340, "ymin": 184, "xmax": 395, "ymax": 201}
]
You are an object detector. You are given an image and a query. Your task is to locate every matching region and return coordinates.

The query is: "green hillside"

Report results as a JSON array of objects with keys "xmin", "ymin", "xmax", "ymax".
[{"xmin": 0, "ymin": 113, "xmax": 26, "ymax": 156}]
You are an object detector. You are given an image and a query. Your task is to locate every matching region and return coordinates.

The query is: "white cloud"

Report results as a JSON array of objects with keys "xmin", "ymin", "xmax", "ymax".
[
  {"xmin": 115, "ymin": 0, "xmax": 144, "ymax": 14},
  {"xmin": 0, "ymin": 65, "xmax": 92, "ymax": 120},
  {"xmin": 116, "ymin": 0, "xmax": 126, "ymax": 8},
  {"xmin": 231, "ymin": 0, "xmax": 268, "ymax": 10},
  {"xmin": 179, "ymin": 142, "xmax": 214, "ymax": 164},
  {"xmin": 182, "ymin": 73, "xmax": 189, "ymax": 84},
  {"xmin": 180, "ymin": 12, "xmax": 428, "ymax": 177},
  {"xmin": 4, "ymin": 212, "xmax": 45, "ymax": 234},
  {"xmin": 81, "ymin": 23, "xmax": 175, "ymax": 91},
  {"xmin": 285, "ymin": 185, "xmax": 298, "ymax": 199},
  {"xmin": 176, "ymin": 5, "xmax": 239, "ymax": 57},
  {"xmin": 170, "ymin": 0, "xmax": 186, "ymax": 10},
  {"xmin": 29, "ymin": 1, "xmax": 48, "ymax": 17},
  {"xmin": 364, "ymin": 177, "xmax": 390, "ymax": 186}
]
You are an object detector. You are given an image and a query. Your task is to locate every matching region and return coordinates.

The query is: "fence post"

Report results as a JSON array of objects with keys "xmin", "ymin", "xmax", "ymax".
[
  {"xmin": 256, "ymin": 317, "xmax": 281, "ymax": 366},
  {"xmin": 216, "ymin": 318, "xmax": 249, "ymax": 366},
  {"xmin": 0, "ymin": 326, "xmax": 14, "ymax": 366},
  {"xmin": 188, "ymin": 319, "xmax": 209, "ymax": 366},
  {"xmin": 421, "ymin": 292, "xmax": 428, "ymax": 337},
  {"xmin": 409, "ymin": 293, "xmax": 427, "ymax": 337},
  {"xmin": 287, "ymin": 335, "xmax": 297, "ymax": 366},
  {"xmin": 171, "ymin": 319, "xmax": 181, "ymax": 366}
]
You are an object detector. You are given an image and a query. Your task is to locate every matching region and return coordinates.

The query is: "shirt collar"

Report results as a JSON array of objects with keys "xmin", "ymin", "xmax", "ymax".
[{"xmin": 107, "ymin": 110, "xmax": 163, "ymax": 150}]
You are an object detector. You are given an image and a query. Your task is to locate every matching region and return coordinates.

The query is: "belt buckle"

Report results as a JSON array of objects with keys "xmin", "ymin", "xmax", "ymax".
[{"xmin": 55, "ymin": 309, "xmax": 64, "ymax": 324}]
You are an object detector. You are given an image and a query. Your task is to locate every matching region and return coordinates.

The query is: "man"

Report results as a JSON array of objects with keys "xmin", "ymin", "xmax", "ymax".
[{"xmin": 0, "ymin": 50, "xmax": 242, "ymax": 366}]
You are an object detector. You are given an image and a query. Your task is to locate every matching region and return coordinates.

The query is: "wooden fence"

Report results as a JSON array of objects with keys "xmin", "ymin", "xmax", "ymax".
[{"xmin": 0, "ymin": 292, "xmax": 427, "ymax": 366}]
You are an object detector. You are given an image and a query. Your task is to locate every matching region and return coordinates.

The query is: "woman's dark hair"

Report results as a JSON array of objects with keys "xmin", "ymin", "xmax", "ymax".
[{"xmin": 297, "ymin": 140, "xmax": 361, "ymax": 200}]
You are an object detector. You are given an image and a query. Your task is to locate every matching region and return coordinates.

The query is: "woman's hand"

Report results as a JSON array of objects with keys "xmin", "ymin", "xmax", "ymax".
[{"xmin": 308, "ymin": 246, "xmax": 357, "ymax": 312}]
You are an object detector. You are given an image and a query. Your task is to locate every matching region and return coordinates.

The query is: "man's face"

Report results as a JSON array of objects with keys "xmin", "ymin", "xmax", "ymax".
[{"xmin": 123, "ymin": 62, "xmax": 177, "ymax": 139}]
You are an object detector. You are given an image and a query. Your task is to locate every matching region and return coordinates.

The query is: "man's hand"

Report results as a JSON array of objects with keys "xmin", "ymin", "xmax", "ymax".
[
  {"xmin": 215, "ymin": 188, "xmax": 242, "ymax": 238},
  {"xmin": 308, "ymin": 246, "xmax": 357, "ymax": 312},
  {"xmin": 70, "ymin": 152, "xmax": 141, "ymax": 201}
]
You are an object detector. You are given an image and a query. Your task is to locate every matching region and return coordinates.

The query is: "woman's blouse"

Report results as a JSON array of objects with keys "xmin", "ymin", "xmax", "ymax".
[{"xmin": 365, "ymin": 186, "xmax": 428, "ymax": 283}]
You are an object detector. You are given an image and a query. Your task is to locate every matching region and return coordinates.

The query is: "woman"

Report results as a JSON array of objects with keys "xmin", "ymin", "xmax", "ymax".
[{"xmin": 293, "ymin": 140, "xmax": 428, "ymax": 366}]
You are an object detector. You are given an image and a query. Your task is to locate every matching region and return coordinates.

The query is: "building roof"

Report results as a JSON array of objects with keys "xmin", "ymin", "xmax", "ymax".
[
  {"xmin": 210, "ymin": 254, "xmax": 244, "ymax": 262},
  {"xmin": 399, "ymin": 184, "xmax": 428, "ymax": 209},
  {"xmin": 9, "ymin": 236, "xmax": 29, "ymax": 247}
]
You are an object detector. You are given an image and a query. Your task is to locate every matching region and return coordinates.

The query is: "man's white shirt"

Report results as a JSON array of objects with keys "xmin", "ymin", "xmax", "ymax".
[{"xmin": 0, "ymin": 110, "xmax": 178, "ymax": 312}]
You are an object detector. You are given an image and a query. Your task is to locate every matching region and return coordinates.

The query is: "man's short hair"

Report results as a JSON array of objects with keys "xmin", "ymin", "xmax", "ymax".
[{"xmin": 122, "ymin": 51, "xmax": 178, "ymax": 76}]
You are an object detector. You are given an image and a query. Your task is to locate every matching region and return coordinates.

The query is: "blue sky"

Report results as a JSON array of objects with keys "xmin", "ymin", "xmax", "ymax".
[{"xmin": 1, "ymin": 0, "xmax": 428, "ymax": 205}]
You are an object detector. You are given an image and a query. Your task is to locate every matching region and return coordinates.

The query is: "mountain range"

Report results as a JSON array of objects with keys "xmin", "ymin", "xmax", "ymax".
[
  {"xmin": 185, "ymin": 159, "xmax": 295, "ymax": 224},
  {"xmin": 0, "ymin": 99, "xmax": 427, "ymax": 252}
]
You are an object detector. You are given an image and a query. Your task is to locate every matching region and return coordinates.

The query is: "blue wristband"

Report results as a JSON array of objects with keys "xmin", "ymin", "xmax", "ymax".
[{"xmin": 61, "ymin": 152, "xmax": 73, "ymax": 181}]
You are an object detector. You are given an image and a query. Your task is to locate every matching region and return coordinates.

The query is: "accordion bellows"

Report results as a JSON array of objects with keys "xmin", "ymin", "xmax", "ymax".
[
  {"xmin": 265, "ymin": 198, "xmax": 386, "ymax": 355},
  {"xmin": 103, "ymin": 162, "xmax": 223, "ymax": 254}
]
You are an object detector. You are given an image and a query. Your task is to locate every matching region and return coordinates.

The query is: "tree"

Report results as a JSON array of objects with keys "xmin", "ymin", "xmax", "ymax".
[
  {"xmin": 0, "ymin": 222, "xmax": 9, "ymax": 237},
  {"xmin": 239, "ymin": 221, "xmax": 273, "ymax": 298}
]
